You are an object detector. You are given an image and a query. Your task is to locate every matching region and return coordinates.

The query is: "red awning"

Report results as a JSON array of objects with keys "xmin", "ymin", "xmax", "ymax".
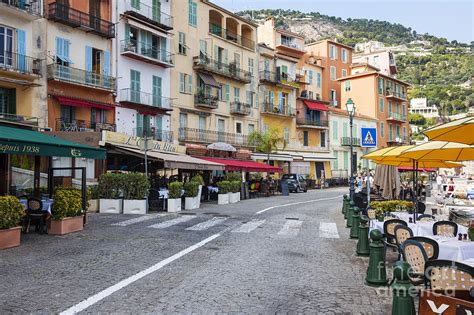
[
  {"xmin": 56, "ymin": 96, "xmax": 114, "ymax": 110},
  {"xmin": 303, "ymin": 100, "xmax": 329, "ymax": 111},
  {"xmin": 397, "ymin": 166, "xmax": 436, "ymax": 173},
  {"xmin": 199, "ymin": 157, "xmax": 282, "ymax": 173}
]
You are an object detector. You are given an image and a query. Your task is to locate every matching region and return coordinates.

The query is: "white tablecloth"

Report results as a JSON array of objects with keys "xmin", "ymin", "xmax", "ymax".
[
  {"xmin": 20, "ymin": 199, "xmax": 53, "ymax": 214},
  {"xmin": 371, "ymin": 220, "xmax": 468, "ymax": 237},
  {"xmin": 158, "ymin": 189, "xmax": 185, "ymax": 199},
  {"xmin": 207, "ymin": 186, "xmax": 218, "ymax": 193},
  {"xmin": 427, "ymin": 237, "xmax": 474, "ymax": 261},
  {"xmin": 462, "ymin": 258, "xmax": 474, "ymax": 267}
]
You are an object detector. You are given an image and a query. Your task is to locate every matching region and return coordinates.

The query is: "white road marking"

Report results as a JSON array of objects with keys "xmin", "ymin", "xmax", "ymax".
[
  {"xmin": 148, "ymin": 215, "xmax": 196, "ymax": 229},
  {"xmin": 319, "ymin": 222, "xmax": 340, "ymax": 239},
  {"xmin": 255, "ymin": 195, "xmax": 342, "ymax": 214},
  {"xmin": 277, "ymin": 220, "xmax": 303, "ymax": 236},
  {"xmin": 111, "ymin": 214, "xmax": 165, "ymax": 227},
  {"xmin": 185, "ymin": 217, "xmax": 228, "ymax": 231},
  {"xmin": 232, "ymin": 220, "xmax": 266, "ymax": 233},
  {"xmin": 59, "ymin": 233, "xmax": 221, "ymax": 315}
]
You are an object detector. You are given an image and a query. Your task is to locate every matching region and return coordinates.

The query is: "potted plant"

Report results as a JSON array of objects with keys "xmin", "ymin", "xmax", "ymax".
[
  {"xmin": 49, "ymin": 188, "xmax": 84, "ymax": 235},
  {"xmin": 0, "ymin": 196, "xmax": 24, "ymax": 250},
  {"xmin": 468, "ymin": 221, "xmax": 474, "ymax": 241},
  {"xmin": 98, "ymin": 173, "xmax": 123, "ymax": 214},
  {"xmin": 191, "ymin": 174, "xmax": 205, "ymax": 208},
  {"xmin": 184, "ymin": 181, "xmax": 200, "ymax": 210},
  {"xmin": 229, "ymin": 180, "xmax": 241, "ymax": 203},
  {"xmin": 123, "ymin": 173, "xmax": 150, "ymax": 215},
  {"xmin": 217, "ymin": 181, "xmax": 230, "ymax": 205},
  {"xmin": 87, "ymin": 185, "xmax": 100, "ymax": 213},
  {"xmin": 168, "ymin": 182, "xmax": 183, "ymax": 213}
]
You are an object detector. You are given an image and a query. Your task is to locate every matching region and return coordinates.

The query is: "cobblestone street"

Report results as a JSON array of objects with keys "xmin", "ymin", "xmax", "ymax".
[{"xmin": 0, "ymin": 187, "xmax": 392, "ymax": 314}]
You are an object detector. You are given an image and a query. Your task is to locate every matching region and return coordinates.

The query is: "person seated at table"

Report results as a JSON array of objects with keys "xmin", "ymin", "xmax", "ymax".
[{"xmin": 447, "ymin": 178, "xmax": 455, "ymax": 196}]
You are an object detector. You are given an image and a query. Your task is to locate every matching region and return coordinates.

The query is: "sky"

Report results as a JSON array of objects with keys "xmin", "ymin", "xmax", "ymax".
[{"xmin": 212, "ymin": 0, "xmax": 474, "ymax": 43}]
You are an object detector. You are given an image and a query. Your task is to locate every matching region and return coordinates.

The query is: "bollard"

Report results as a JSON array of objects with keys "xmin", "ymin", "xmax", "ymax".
[
  {"xmin": 391, "ymin": 261, "xmax": 416, "ymax": 315},
  {"xmin": 350, "ymin": 206, "xmax": 360, "ymax": 239},
  {"xmin": 346, "ymin": 200, "xmax": 355, "ymax": 228},
  {"xmin": 342, "ymin": 194, "xmax": 348, "ymax": 215},
  {"xmin": 365, "ymin": 229, "xmax": 387, "ymax": 287},
  {"xmin": 356, "ymin": 215, "xmax": 370, "ymax": 256}
]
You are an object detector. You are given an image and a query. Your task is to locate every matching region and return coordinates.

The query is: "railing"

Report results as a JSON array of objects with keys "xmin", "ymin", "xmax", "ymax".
[
  {"xmin": 178, "ymin": 127, "xmax": 254, "ymax": 147},
  {"xmin": 258, "ymin": 70, "xmax": 298, "ymax": 87},
  {"xmin": 388, "ymin": 112, "xmax": 407, "ymax": 121},
  {"xmin": 276, "ymin": 36, "xmax": 304, "ymax": 51},
  {"xmin": 124, "ymin": 0, "xmax": 173, "ymax": 29},
  {"xmin": 55, "ymin": 118, "xmax": 116, "ymax": 132},
  {"xmin": 1, "ymin": 0, "xmax": 41, "ymax": 16},
  {"xmin": 296, "ymin": 117, "xmax": 329, "ymax": 127},
  {"xmin": 0, "ymin": 50, "xmax": 42, "ymax": 76},
  {"xmin": 193, "ymin": 55, "xmax": 252, "ymax": 83},
  {"xmin": 230, "ymin": 101, "xmax": 251, "ymax": 115},
  {"xmin": 287, "ymin": 143, "xmax": 329, "ymax": 152},
  {"xmin": 0, "ymin": 113, "xmax": 38, "ymax": 126},
  {"xmin": 261, "ymin": 102, "xmax": 295, "ymax": 117},
  {"xmin": 120, "ymin": 88, "xmax": 172, "ymax": 110},
  {"xmin": 209, "ymin": 23, "xmax": 255, "ymax": 50},
  {"xmin": 47, "ymin": 64, "xmax": 116, "ymax": 91},
  {"xmin": 133, "ymin": 127, "xmax": 174, "ymax": 143},
  {"xmin": 194, "ymin": 94, "xmax": 219, "ymax": 109},
  {"xmin": 330, "ymin": 100, "xmax": 338, "ymax": 107},
  {"xmin": 299, "ymin": 91, "xmax": 321, "ymax": 101},
  {"xmin": 48, "ymin": 2, "xmax": 115, "ymax": 38},
  {"xmin": 120, "ymin": 39, "xmax": 174, "ymax": 65},
  {"xmin": 341, "ymin": 137, "xmax": 361, "ymax": 146},
  {"xmin": 385, "ymin": 89, "xmax": 407, "ymax": 100}
]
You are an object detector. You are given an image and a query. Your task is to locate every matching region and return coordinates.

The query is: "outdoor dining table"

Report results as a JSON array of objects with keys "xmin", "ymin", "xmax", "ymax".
[
  {"xmin": 19, "ymin": 198, "xmax": 54, "ymax": 214},
  {"xmin": 371, "ymin": 219, "xmax": 468, "ymax": 237},
  {"xmin": 207, "ymin": 186, "xmax": 218, "ymax": 193},
  {"xmin": 427, "ymin": 237, "xmax": 474, "ymax": 261}
]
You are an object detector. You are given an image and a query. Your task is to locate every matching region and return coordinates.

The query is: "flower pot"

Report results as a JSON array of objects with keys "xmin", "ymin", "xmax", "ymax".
[
  {"xmin": 0, "ymin": 227, "xmax": 21, "ymax": 250},
  {"xmin": 236, "ymin": 192, "xmax": 241, "ymax": 202},
  {"xmin": 197, "ymin": 185, "xmax": 203, "ymax": 208},
  {"xmin": 185, "ymin": 197, "xmax": 198, "ymax": 210},
  {"xmin": 218, "ymin": 193, "xmax": 229, "ymax": 205},
  {"xmin": 48, "ymin": 216, "xmax": 84, "ymax": 235},
  {"xmin": 99, "ymin": 199, "xmax": 123, "ymax": 214},
  {"xmin": 168, "ymin": 198, "xmax": 181, "ymax": 213},
  {"xmin": 229, "ymin": 192, "xmax": 239, "ymax": 204},
  {"xmin": 88, "ymin": 199, "xmax": 99, "ymax": 213},
  {"xmin": 123, "ymin": 199, "xmax": 147, "ymax": 214}
]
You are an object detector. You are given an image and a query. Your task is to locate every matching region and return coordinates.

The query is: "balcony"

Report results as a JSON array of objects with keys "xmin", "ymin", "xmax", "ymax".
[
  {"xmin": 0, "ymin": 113, "xmax": 38, "ymax": 127},
  {"xmin": 0, "ymin": 50, "xmax": 42, "ymax": 78},
  {"xmin": 48, "ymin": 2, "xmax": 115, "ymax": 39},
  {"xmin": 209, "ymin": 23, "xmax": 255, "ymax": 50},
  {"xmin": 47, "ymin": 64, "xmax": 116, "ymax": 91},
  {"xmin": 275, "ymin": 36, "xmax": 306, "ymax": 57},
  {"xmin": 258, "ymin": 70, "xmax": 299, "ymax": 89},
  {"xmin": 123, "ymin": 0, "xmax": 173, "ymax": 31},
  {"xmin": 261, "ymin": 102, "xmax": 295, "ymax": 118},
  {"xmin": 0, "ymin": 0, "xmax": 41, "ymax": 19},
  {"xmin": 120, "ymin": 39, "xmax": 174, "ymax": 68},
  {"xmin": 387, "ymin": 112, "xmax": 407, "ymax": 122},
  {"xmin": 193, "ymin": 55, "xmax": 251, "ymax": 84},
  {"xmin": 194, "ymin": 94, "xmax": 219, "ymax": 109},
  {"xmin": 178, "ymin": 127, "xmax": 254, "ymax": 147},
  {"xmin": 287, "ymin": 143, "xmax": 330, "ymax": 152},
  {"xmin": 133, "ymin": 127, "xmax": 174, "ymax": 143},
  {"xmin": 230, "ymin": 102, "xmax": 251, "ymax": 116},
  {"xmin": 119, "ymin": 88, "xmax": 172, "ymax": 111},
  {"xmin": 341, "ymin": 137, "xmax": 361, "ymax": 147},
  {"xmin": 385, "ymin": 89, "xmax": 407, "ymax": 101},
  {"xmin": 329, "ymin": 100, "xmax": 338, "ymax": 107},
  {"xmin": 55, "ymin": 119, "xmax": 116, "ymax": 132},
  {"xmin": 296, "ymin": 117, "xmax": 329, "ymax": 128}
]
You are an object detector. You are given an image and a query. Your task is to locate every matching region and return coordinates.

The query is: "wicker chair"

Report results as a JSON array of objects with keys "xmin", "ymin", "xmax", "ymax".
[
  {"xmin": 394, "ymin": 225, "xmax": 414, "ymax": 260},
  {"xmin": 408, "ymin": 236, "xmax": 439, "ymax": 260},
  {"xmin": 433, "ymin": 220, "xmax": 458, "ymax": 237},
  {"xmin": 24, "ymin": 197, "xmax": 46, "ymax": 234},
  {"xmin": 417, "ymin": 214, "xmax": 435, "ymax": 222},
  {"xmin": 424, "ymin": 260, "xmax": 474, "ymax": 294},
  {"xmin": 383, "ymin": 219, "xmax": 408, "ymax": 247},
  {"xmin": 367, "ymin": 209, "xmax": 376, "ymax": 220},
  {"xmin": 401, "ymin": 240, "xmax": 429, "ymax": 285}
]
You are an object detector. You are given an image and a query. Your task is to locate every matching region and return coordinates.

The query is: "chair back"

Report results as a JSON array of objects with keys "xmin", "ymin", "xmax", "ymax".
[
  {"xmin": 417, "ymin": 214, "xmax": 435, "ymax": 222},
  {"xmin": 394, "ymin": 225, "xmax": 413, "ymax": 247},
  {"xmin": 27, "ymin": 197, "xmax": 43, "ymax": 213},
  {"xmin": 425, "ymin": 260, "xmax": 474, "ymax": 292},
  {"xmin": 417, "ymin": 202, "xmax": 426, "ymax": 214},
  {"xmin": 367, "ymin": 209, "xmax": 376, "ymax": 220},
  {"xmin": 433, "ymin": 220, "xmax": 458, "ymax": 237},
  {"xmin": 383, "ymin": 219, "xmax": 407, "ymax": 243},
  {"xmin": 409, "ymin": 236, "xmax": 439, "ymax": 260},
  {"xmin": 401, "ymin": 240, "xmax": 429, "ymax": 275}
]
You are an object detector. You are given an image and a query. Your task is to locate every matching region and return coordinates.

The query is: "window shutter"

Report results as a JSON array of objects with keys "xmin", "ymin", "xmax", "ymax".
[
  {"xmin": 214, "ymin": 45, "xmax": 218, "ymax": 60},
  {"xmin": 56, "ymin": 37, "xmax": 63, "ymax": 58},
  {"xmin": 136, "ymin": 113, "xmax": 143, "ymax": 135},
  {"xmin": 16, "ymin": 29, "xmax": 26, "ymax": 71},
  {"xmin": 125, "ymin": 24, "xmax": 130, "ymax": 42},
  {"xmin": 179, "ymin": 73, "xmax": 185, "ymax": 92},
  {"xmin": 225, "ymin": 84, "xmax": 230, "ymax": 101},
  {"xmin": 187, "ymin": 75, "xmax": 192, "ymax": 93},
  {"xmin": 85, "ymin": 46, "xmax": 93, "ymax": 72},
  {"xmin": 224, "ymin": 48, "xmax": 228, "ymax": 64},
  {"xmin": 63, "ymin": 39, "xmax": 70, "ymax": 61},
  {"xmin": 160, "ymin": 37, "xmax": 167, "ymax": 61},
  {"xmin": 102, "ymin": 51, "xmax": 110, "ymax": 76}
]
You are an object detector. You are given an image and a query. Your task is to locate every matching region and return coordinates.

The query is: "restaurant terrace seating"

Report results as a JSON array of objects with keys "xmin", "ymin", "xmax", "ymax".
[
  {"xmin": 433, "ymin": 220, "xmax": 458, "ymax": 237},
  {"xmin": 424, "ymin": 260, "xmax": 474, "ymax": 295},
  {"xmin": 408, "ymin": 236, "xmax": 439, "ymax": 260},
  {"xmin": 24, "ymin": 197, "xmax": 46, "ymax": 234},
  {"xmin": 401, "ymin": 240, "xmax": 429, "ymax": 286}
]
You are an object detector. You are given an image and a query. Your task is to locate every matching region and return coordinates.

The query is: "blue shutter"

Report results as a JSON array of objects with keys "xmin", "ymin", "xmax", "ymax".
[
  {"xmin": 16, "ymin": 29, "xmax": 26, "ymax": 72},
  {"xmin": 56, "ymin": 37, "xmax": 63, "ymax": 59},
  {"xmin": 63, "ymin": 39, "xmax": 71, "ymax": 62},
  {"xmin": 103, "ymin": 51, "xmax": 110, "ymax": 76}
]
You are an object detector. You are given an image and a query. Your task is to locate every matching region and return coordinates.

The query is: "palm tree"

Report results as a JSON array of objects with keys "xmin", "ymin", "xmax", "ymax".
[{"xmin": 248, "ymin": 127, "xmax": 287, "ymax": 165}]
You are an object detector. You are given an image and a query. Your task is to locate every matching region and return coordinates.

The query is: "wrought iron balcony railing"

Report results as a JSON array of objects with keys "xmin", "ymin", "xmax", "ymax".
[
  {"xmin": 276, "ymin": 36, "xmax": 304, "ymax": 51},
  {"xmin": 0, "ymin": 112, "xmax": 38, "ymax": 126},
  {"xmin": 259, "ymin": 70, "xmax": 298, "ymax": 88},
  {"xmin": 48, "ymin": 2, "xmax": 115, "ymax": 38},
  {"xmin": 0, "ymin": 50, "xmax": 42, "ymax": 76},
  {"xmin": 209, "ymin": 23, "xmax": 255, "ymax": 50},
  {"xmin": 120, "ymin": 39, "xmax": 174, "ymax": 67},
  {"xmin": 119, "ymin": 88, "xmax": 172, "ymax": 110},
  {"xmin": 296, "ymin": 117, "xmax": 329, "ymax": 127},
  {"xmin": 261, "ymin": 102, "xmax": 295, "ymax": 117},
  {"xmin": 55, "ymin": 118, "xmax": 116, "ymax": 132},
  {"xmin": 340, "ymin": 137, "xmax": 361, "ymax": 146},
  {"xmin": 385, "ymin": 89, "xmax": 407, "ymax": 100},
  {"xmin": 230, "ymin": 101, "xmax": 251, "ymax": 115},
  {"xmin": 1, "ymin": 0, "xmax": 41, "ymax": 17},
  {"xmin": 387, "ymin": 112, "xmax": 407, "ymax": 121},
  {"xmin": 133, "ymin": 127, "xmax": 174, "ymax": 142},
  {"xmin": 194, "ymin": 94, "xmax": 219, "ymax": 109},
  {"xmin": 124, "ymin": 0, "xmax": 173, "ymax": 30},
  {"xmin": 47, "ymin": 64, "xmax": 116, "ymax": 91},
  {"xmin": 178, "ymin": 127, "xmax": 254, "ymax": 147},
  {"xmin": 193, "ymin": 55, "xmax": 252, "ymax": 83}
]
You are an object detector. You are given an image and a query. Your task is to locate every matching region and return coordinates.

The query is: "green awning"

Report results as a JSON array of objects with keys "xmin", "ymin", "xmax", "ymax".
[{"xmin": 0, "ymin": 125, "xmax": 106, "ymax": 159}]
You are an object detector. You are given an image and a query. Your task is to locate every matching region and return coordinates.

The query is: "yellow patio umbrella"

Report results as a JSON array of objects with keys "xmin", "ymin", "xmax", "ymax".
[
  {"xmin": 374, "ymin": 159, "xmax": 463, "ymax": 169},
  {"xmin": 423, "ymin": 116, "xmax": 474, "ymax": 145},
  {"xmin": 362, "ymin": 145, "xmax": 415, "ymax": 163},
  {"xmin": 399, "ymin": 141, "xmax": 474, "ymax": 162}
]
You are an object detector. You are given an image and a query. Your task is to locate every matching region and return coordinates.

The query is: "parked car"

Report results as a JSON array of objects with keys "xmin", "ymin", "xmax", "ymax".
[{"xmin": 282, "ymin": 174, "xmax": 308, "ymax": 193}]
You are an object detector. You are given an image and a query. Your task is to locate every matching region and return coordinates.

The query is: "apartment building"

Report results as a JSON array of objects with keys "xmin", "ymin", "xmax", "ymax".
[
  {"xmin": 305, "ymin": 39, "xmax": 352, "ymax": 108},
  {"xmin": 170, "ymin": 0, "xmax": 259, "ymax": 150},
  {"xmin": 338, "ymin": 64, "xmax": 410, "ymax": 148},
  {"xmin": 113, "ymin": 0, "xmax": 173, "ymax": 142},
  {"xmin": 352, "ymin": 49, "xmax": 397, "ymax": 77}
]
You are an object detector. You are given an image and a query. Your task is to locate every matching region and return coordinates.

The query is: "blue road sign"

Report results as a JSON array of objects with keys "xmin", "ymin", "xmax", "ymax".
[{"xmin": 361, "ymin": 127, "xmax": 377, "ymax": 147}]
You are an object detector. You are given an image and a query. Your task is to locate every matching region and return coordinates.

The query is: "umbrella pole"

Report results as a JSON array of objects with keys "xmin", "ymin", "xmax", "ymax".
[
  {"xmin": 414, "ymin": 160, "xmax": 419, "ymax": 224},
  {"xmin": 412, "ymin": 160, "xmax": 416, "ymax": 224}
]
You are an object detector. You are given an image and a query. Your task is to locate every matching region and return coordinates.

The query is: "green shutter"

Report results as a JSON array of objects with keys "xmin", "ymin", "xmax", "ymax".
[
  {"xmin": 179, "ymin": 73, "xmax": 184, "ymax": 92},
  {"xmin": 136, "ymin": 113, "xmax": 143, "ymax": 136},
  {"xmin": 131, "ymin": 0, "xmax": 140, "ymax": 10},
  {"xmin": 225, "ymin": 84, "xmax": 230, "ymax": 101},
  {"xmin": 332, "ymin": 121, "xmax": 338, "ymax": 140},
  {"xmin": 130, "ymin": 70, "xmax": 141, "ymax": 103},
  {"xmin": 152, "ymin": 0, "xmax": 161, "ymax": 22},
  {"xmin": 187, "ymin": 75, "xmax": 192, "ymax": 93},
  {"xmin": 153, "ymin": 76, "xmax": 162, "ymax": 107}
]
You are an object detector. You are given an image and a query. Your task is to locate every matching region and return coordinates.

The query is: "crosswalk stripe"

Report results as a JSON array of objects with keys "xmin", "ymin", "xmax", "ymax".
[
  {"xmin": 185, "ymin": 217, "xmax": 228, "ymax": 231},
  {"xmin": 319, "ymin": 222, "xmax": 340, "ymax": 239},
  {"xmin": 232, "ymin": 220, "xmax": 266, "ymax": 233},
  {"xmin": 148, "ymin": 215, "xmax": 196, "ymax": 229},
  {"xmin": 112, "ymin": 214, "xmax": 164, "ymax": 227},
  {"xmin": 277, "ymin": 220, "xmax": 303, "ymax": 236}
]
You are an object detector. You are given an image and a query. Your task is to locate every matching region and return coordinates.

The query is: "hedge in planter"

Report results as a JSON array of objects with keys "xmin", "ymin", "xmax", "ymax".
[
  {"xmin": 50, "ymin": 188, "xmax": 84, "ymax": 235},
  {"xmin": 168, "ymin": 182, "xmax": 183, "ymax": 212},
  {"xmin": 98, "ymin": 173, "xmax": 124, "ymax": 214},
  {"xmin": 191, "ymin": 174, "xmax": 205, "ymax": 186},
  {"xmin": 217, "ymin": 181, "xmax": 230, "ymax": 194},
  {"xmin": 184, "ymin": 181, "xmax": 200, "ymax": 210},
  {"xmin": 0, "ymin": 196, "xmax": 24, "ymax": 249},
  {"xmin": 122, "ymin": 173, "xmax": 150, "ymax": 200}
]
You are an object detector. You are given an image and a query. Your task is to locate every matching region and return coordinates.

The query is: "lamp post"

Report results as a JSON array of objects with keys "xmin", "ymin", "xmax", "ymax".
[{"xmin": 346, "ymin": 98, "xmax": 356, "ymax": 200}]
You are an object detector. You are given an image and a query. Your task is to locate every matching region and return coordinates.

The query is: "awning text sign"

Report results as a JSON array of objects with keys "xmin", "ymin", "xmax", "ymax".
[
  {"xmin": 0, "ymin": 141, "xmax": 104, "ymax": 159},
  {"xmin": 102, "ymin": 131, "xmax": 186, "ymax": 154}
]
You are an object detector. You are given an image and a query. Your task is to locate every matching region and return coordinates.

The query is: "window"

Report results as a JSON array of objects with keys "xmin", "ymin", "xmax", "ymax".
[
  {"xmin": 284, "ymin": 128, "xmax": 289, "ymax": 143},
  {"xmin": 329, "ymin": 45, "xmax": 337, "ymax": 60},
  {"xmin": 248, "ymin": 124, "xmax": 255, "ymax": 134},
  {"xmin": 343, "ymin": 151, "xmax": 348, "ymax": 169},
  {"xmin": 152, "ymin": 75, "xmax": 162, "ymax": 107},
  {"xmin": 179, "ymin": 112, "xmax": 187, "ymax": 138},
  {"xmin": 403, "ymin": 127, "xmax": 407, "ymax": 141},
  {"xmin": 0, "ymin": 27, "xmax": 14, "ymax": 67},
  {"xmin": 308, "ymin": 70, "xmax": 313, "ymax": 84},
  {"xmin": 396, "ymin": 125, "xmax": 401, "ymax": 139},
  {"xmin": 131, "ymin": 0, "xmax": 140, "ymax": 9},
  {"xmin": 246, "ymin": 91, "xmax": 253, "ymax": 106},
  {"xmin": 378, "ymin": 77, "xmax": 384, "ymax": 94},
  {"xmin": 373, "ymin": 55, "xmax": 379, "ymax": 67},
  {"xmin": 234, "ymin": 52, "xmax": 240, "ymax": 68},
  {"xmin": 233, "ymin": 87, "xmax": 240, "ymax": 102},
  {"xmin": 55, "ymin": 36, "xmax": 72, "ymax": 66},
  {"xmin": 179, "ymin": 73, "xmax": 192, "ymax": 94},
  {"xmin": 343, "ymin": 122, "xmax": 348, "ymax": 137},
  {"xmin": 388, "ymin": 101, "xmax": 392, "ymax": 114},
  {"xmin": 248, "ymin": 58, "xmax": 254, "ymax": 75},
  {"xmin": 389, "ymin": 123, "xmax": 393, "ymax": 140},
  {"xmin": 330, "ymin": 66, "xmax": 336, "ymax": 81},
  {"xmin": 342, "ymin": 69, "xmax": 347, "ymax": 78},
  {"xmin": 379, "ymin": 98, "xmax": 384, "ymax": 112},
  {"xmin": 235, "ymin": 122, "xmax": 242, "ymax": 134},
  {"xmin": 179, "ymin": 73, "xmax": 185, "ymax": 93},
  {"xmin": 332, "ymin": 121, "xmax": 338, "ymax": 140},
  {"xmin": 330, "ymin": 90, "xmax": 337, "ymax": 105},
  {"xmin": 332, "ymin": 151, "xmax": 338, "ymax": 169},
  {"xmin": 321, "ymin": 131, "xmax": 326, "ymax": 147},
  {"xmin": 199, "ymin": 39, "xmax": 207, "ymax": 57},
  {"xmin": 303, "ymin": 131, "xmax": 309, "ymax": 146},
  {"xmin": 345, "ymin": 81, "xmax": 351, "ymax": 91},
  {"xmin": 316, "ymin": 72, "xmax": 321, "ymax": 88},
  {"xmin": 130, "ymin": 69, "xmax": 140, "ymax": 103},
  {"xmin": 341, "ymin": 48, "xmax": 348, "ymax": 63},
  {"xmin": 380, "ymin": 122, "xmax": 385, "ymax": 137},
  {"xmin": 224, "ymin": 84, "xmax": 230, "ymax": 102},
  {"xmin": 188, "ymin": 0, "xmax": 197, "ymax": 26},
  {"xmin": 178, "ymin": 32, "xmax": 187, "ymax": 55},
  {"xmin": 402, "ymin": 103, "xmax": 406, "ymax": 116}
]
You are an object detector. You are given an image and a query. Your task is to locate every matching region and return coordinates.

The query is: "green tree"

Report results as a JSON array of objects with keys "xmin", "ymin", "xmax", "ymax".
[
  {"xmin": 248, "ymin": 127, "xmax": 286, "ymax": 165},
  {"xmin": 408, "ymin": 113, "xmax": 426, "ymax": 125}
]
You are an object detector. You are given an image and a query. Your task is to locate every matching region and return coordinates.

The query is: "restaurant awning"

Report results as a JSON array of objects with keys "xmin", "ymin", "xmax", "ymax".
[
  {"xmin": 276, "ymin": 151, "xmax": 336, "ymax": 161},
  {"xmin": 56, "ymin": 96, "xmax": 114, "ymax": 110},
  {"xmin": 303, "ymin": 100, "xmax": 329, "ymax": 111},
  {"xmin": 199, "ymin": 157, "xmax": 283, "ymax": 172},
  {"xmin": 0, "ymin": 125, "xmax": 106, "ymax": 159},
  {"xmin": 114, "ymin": 146, "xmax": 225, "ymax": 171},
  {"xmin": 198, "ymin": 73, "xmax": 220, "ymax": 88},
  {"xmin": 251, "ymin": 152, "xmax": 293, "ymax": 162}
]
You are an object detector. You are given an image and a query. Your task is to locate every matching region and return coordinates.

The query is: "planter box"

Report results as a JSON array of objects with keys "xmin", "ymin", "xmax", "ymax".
[
  {"xmin": 185, "ymin": 197, "xmax": 199, "ymax": 210},
  {"xmin": 168, "ymin": 198, "xmax": 181, "ymax": 213},
  {"xmin": 229, "ymin": 192, "xmax": 239, "ymax": 204},
  {"xmin": 236, "ymin": 192, "xmax": 241, "ymax": 202},
  {"xmin": 0, "ymin": 227, "xmax": 21, "ymax": 250},
  {"xmin": 218, "ymin": 193, "xmax": 229, "ymax": 205},
  {"xmin": 197, "ymin": 185, "xmax": 202, "ymax": 208},
  {"xmin": 123, "ymin": 199, "xmax": 147, "ymax": 214},
  {"xmin": 48, "ymin": 216, "xmax": 84, "ymax": 235},
  {"xmin": 99, "ymin": 199, "xmax": 122, "ymax": 214},
  {"xmin": 88, "ymin": 199, "xmax": 99, "ymax": 213}
]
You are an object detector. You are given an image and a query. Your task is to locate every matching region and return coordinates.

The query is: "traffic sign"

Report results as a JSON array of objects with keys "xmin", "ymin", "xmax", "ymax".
[{"xmin": 361, "ymin": 128, "xmax": 377, "ymax": 147}]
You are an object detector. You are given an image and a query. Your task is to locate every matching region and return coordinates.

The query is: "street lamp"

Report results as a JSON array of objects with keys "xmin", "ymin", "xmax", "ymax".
[{"xmin": 346, "ymin": 98, "xmax": 356, "ymax": 200}]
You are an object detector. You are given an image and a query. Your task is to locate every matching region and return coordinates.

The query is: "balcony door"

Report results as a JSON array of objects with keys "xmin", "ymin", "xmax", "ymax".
[
  {"xmin": 217, "ymin": 119, "xmax": 225, "ymax": 142},
  {"xmin": 60, "ymin": 106, "xmax": 76, "ymax": 131},
  {"xmin": 152, "ymin": 0, "xmax": 161, "ymax": 22},
  {"xmin": 198, "ymin": 116, "xmax": 206, "ymax": 141},
  {"xmin": 130, "ymin": 69, "xmax": 141, "ymax": 103},
  {"xmin": 89, "ymin": 0, "xmax": 101, "ymax": 31},
  {"xmin": 91, "ymin": 108, "xmax": 106, "ymax": 130},
  {"xmin": 57, "ymin": 0, "xmax": 70, "ymax": 20},
  {"xmin": 152, "ymin": 75, "xmax": 162, "ymax": 107},
  {"xmin": 0, "ymin": 88, "xmax": 15, "ymax": 115},
  {"xmin": 0, "ymin": 26, "xmax": 13, "ymax": 67}
]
